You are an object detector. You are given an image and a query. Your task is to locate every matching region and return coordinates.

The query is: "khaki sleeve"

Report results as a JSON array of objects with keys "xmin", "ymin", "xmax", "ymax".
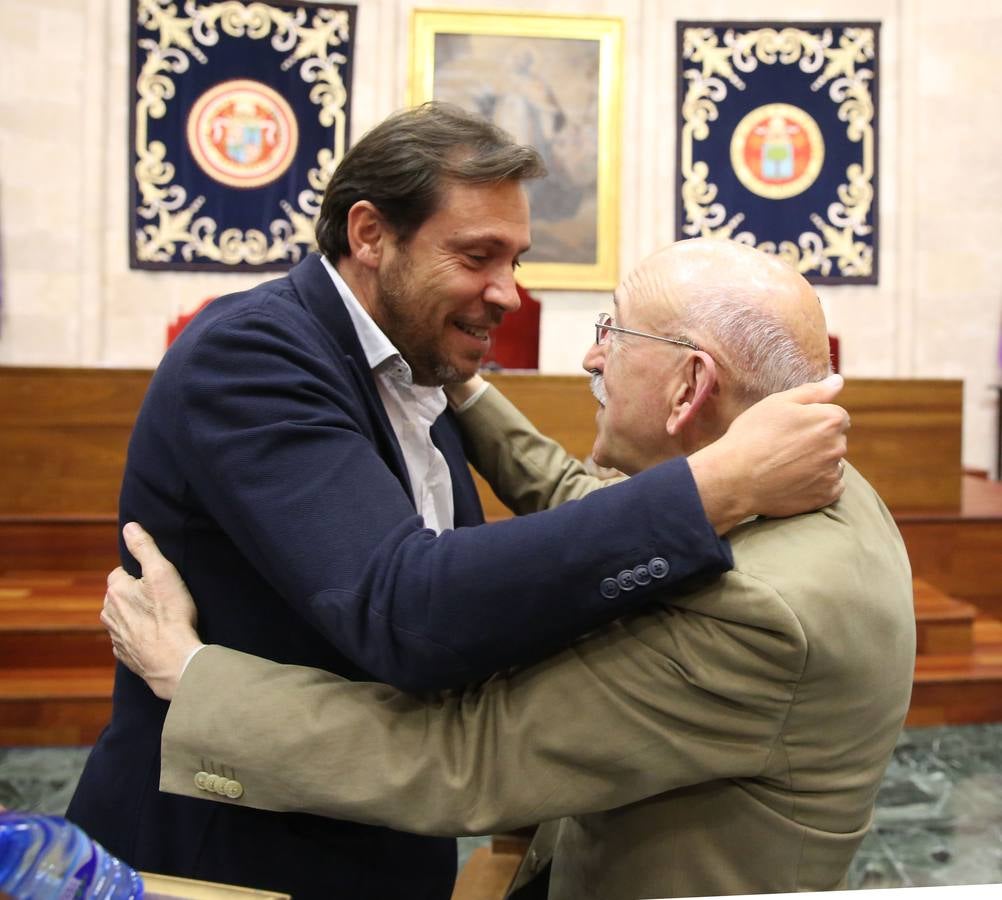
[
  {"xmin": 161, "ymin": 571, "xmax": 805, "ymax": 836},
  {"xmin": 457, "ymin": 384, "xmax": 623, "ymax": 514}
]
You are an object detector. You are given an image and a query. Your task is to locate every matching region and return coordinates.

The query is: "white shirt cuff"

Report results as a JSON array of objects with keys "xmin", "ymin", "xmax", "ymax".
[
  {"xmin": 454, "ymin": 381, "xmax": 491, "ymax": 414},
  {"xmin": 180, "ymin": 643, "xmax": 208, "ymax": 677}
]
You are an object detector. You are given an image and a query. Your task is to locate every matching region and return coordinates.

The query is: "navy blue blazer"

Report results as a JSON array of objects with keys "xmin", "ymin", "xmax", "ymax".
[{"xmin": 67, "ymin": 254, "xmax": 732, "ymax": 899}]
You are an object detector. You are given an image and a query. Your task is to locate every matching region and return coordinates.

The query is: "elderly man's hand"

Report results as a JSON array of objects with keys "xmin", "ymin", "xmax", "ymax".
[
  {"xmin": 101, "ymin": 523, "xmax": 203, "ymax": 701},
  {"xmin": 690, "ymin": 373, "xmax": 849, "ymax": 533}
]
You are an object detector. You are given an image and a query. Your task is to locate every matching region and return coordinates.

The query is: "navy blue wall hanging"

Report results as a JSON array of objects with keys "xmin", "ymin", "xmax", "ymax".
[
  {"xmin": 130, "ymin": 0, "xmax": 356, "ymax": 271},
  {"xmin": 676, "ymin": 22, "xmax": 879, "ymax": 284}
]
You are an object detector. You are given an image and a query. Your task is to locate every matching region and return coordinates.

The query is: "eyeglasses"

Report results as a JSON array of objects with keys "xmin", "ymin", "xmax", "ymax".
[{"xmin": 594, "ymin": 313, "xmax": 700, "ymax": 351}]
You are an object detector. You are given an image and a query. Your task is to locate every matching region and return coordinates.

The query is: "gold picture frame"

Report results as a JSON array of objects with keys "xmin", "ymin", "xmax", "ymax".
[{"xmin": 409, "ymin": 9, "xmax": 623, "ymax": 290}]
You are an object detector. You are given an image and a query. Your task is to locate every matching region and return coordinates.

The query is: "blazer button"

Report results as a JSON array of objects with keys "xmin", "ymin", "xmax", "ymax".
[
  {"xmin": 649, "ymin": 557, "xmax": 670, "ymax": 579},
  {"xmin": 204, "ymin": 774, "xmax": 220, "ymax": 793},
  {"xmin": 600, "ymin": 577, "xmax": 620, "ymax": 599},
  {"xmin": 224, "ymin": 779, "xmax": 245, "ymax": 800},
  {"xmin": 194, "ymin": 771, "xmax": 210, "ymax": 791},
  {"xmin": 633, "ymin": 564, "xmax": 651, "ymax": 586},
  {"xmin": 616, "ymin": 569, "xmax": 636, "ymax": 591}
]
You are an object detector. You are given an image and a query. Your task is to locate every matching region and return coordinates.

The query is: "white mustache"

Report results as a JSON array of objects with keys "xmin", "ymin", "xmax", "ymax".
[{"xmin": 590, "ymin": 372, "xmax": 607, "ymax": 407}]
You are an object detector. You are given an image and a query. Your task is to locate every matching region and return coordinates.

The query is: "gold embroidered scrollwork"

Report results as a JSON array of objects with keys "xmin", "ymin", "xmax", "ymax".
[
  {"xmin": 133, "ymin": 0, "xmax": 352, "ymax": 265},
  {"xmin": 679, "ymin": 25, "xmax": 876, "ymax": 279}
]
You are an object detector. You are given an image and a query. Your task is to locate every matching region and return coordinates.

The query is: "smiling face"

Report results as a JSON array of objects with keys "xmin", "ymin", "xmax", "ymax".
[
  {"xmin": 371, "ymin": 179, "xmax": 531, "ymax": 385},
  {"xmin": 582, "ymin": 286, "xmax": 690, "ymax": 476},
  {"xmin": 582, "ymin": 238, "xmax": 831, "ymax": 475}
]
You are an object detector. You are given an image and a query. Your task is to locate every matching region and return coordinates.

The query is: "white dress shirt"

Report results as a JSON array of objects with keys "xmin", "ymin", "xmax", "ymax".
[{"xmin": 320, "ymin": 255, "xmax": 455, "ymax": 535}]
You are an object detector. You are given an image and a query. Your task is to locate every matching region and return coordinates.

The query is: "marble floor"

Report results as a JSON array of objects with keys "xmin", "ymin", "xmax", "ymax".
[{"xmin": 2, "ymin": 724, "xmax": 1000, "ymax": 890}]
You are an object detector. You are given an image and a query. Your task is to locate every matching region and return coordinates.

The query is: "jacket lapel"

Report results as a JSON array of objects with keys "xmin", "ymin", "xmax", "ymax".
[{"xmin": 288, "ymin": 254, "xmax": 413, "ymax": 504}]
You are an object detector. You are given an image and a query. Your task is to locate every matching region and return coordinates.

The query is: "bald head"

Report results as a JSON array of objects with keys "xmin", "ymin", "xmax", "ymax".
[
  {"xmin": 625, "ymin": 238, "xmax": 831, "ymax": 404},
  {"xmin": 584, "ymin": 238, "xmax": 834, "ymax": 473}
]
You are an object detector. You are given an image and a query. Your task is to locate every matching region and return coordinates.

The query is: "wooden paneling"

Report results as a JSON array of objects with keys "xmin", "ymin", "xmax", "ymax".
[
  {"xmin": 0, "ymin": 570, "xmax": 113, "ymax": 746},
  {"xmin": 902, "ymin": 524, "xmax": 1002, "ymax": 620},
  {"xmin": 0, "ymin": 694, "xmax": 113, "ymax": 746},
  {"xmin": 0, "ymin": 367, "xmax": 988, "ymax": 741},
  {"xmin": 0, "ymin": 368, "xmax": 964, "ymax": 524},
  {"xmin": 0, "ymin": 367, "xmax": 150, "ymax": 517},
  {"xmin": 480, "ymin": 374, "xmax": 964, "ymax": 517},
  {"xmin": 898, "ymin": 477, "xmax": 1002, "ymax": 620},
  {"xmin": 450, "ymin": 847, "xmax": 521, "ymax": 900},
  {"xmin": 0, "ymin": 518, "xmax": 119, "ymax": 572},
  {"xmin": 476, "ymin": 375, "xmax": 599, "ymax": 521},
  {"xmin": 838, "ymin": 379, "xmax": 963, "ymax": 512},
  {"xmin": 0, "ymin": 367, "xmax": 991, "ymax": 745},
  {"xmin": 0, "ymin": 570, "xmax": 112, "ymax": 667},
  {"xmin": 909, "ymin": 617, "xmax": 1002, "ymax": 726},
  {"xmin": 0, "ymin": 367, "xmax": 145, "ymax": 572},
  {"xmin": 484, "ymin": 374, "xmax": 599, "ymax": 460},
  {"xmin": 913, "ymin": 578, "xmax": 976, "ymax": 655}
]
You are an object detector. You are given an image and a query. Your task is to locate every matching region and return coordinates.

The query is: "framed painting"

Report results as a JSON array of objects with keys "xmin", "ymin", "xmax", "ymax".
[
  {"xmin": 410, "ymin": 9, "xmax": 623, "ymax": 290},
  {"xmin": 676, "ymin": 21, "xmax": 880, "ymax": 284}
]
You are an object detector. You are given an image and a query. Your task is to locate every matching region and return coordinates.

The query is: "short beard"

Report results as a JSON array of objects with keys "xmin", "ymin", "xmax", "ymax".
[
  {"xmin": 430, "ymin": 361, "xmax": 463, "ymax": 385},
  {"xmin": 376, "ymin": 250, "xmax": 461, "ymax": 386}
]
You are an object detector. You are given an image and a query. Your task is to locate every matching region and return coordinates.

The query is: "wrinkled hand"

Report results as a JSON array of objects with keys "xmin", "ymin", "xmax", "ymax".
[
  {"xmin": 690, "ymin": 373, "xmax": 849, "ymax": 533},
  {"xmin": 727, "ymin": 374, "xmax": 849, "ymax": 516},
  {"xmin": 101, "ymin": 522, "xmax": 202, "ymax": 701}
]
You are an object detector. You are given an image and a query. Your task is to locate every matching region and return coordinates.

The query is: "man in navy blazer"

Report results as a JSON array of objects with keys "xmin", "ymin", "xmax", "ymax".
[{"xmin": 68, "ymin": 103, "xmax": 847, "ymax": 899}]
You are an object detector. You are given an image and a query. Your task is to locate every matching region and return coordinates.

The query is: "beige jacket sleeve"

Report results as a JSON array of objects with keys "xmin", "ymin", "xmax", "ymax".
[
  {"xmin": 160, "ymin": 572, "xmax": 805, "ymax": 836},
  {"xmin": 457, "ymin": 384, "xmax": 624, "ymax": 514}
]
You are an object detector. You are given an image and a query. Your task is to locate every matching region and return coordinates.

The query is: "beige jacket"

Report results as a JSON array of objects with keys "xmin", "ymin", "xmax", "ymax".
[{"xmin": 161, "ymin": 385, "xmax": 915, "ymax": 899}]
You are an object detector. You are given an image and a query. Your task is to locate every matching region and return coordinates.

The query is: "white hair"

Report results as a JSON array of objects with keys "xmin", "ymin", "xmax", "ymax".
[{"xmin": 675, "ymin": 289, "xmax": 831, "ymax": 402}]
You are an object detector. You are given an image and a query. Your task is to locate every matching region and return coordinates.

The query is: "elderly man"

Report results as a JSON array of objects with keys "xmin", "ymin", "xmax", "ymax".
[
  {"xmin": 104, "ymin": 238, "xmax": 914, "ymax": 899},
  {"xmin": 69, "ymin": 102, "xmax": 846, "ymax": 899}
]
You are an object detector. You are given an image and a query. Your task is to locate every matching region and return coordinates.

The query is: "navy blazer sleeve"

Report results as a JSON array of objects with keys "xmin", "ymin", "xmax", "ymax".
[{"xmin": 159, "ymin": 299, "xmax": 732, "ymax": 692}]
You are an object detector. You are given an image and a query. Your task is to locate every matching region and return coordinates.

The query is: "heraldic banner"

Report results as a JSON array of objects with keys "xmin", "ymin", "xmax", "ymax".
[
  {"xmin": 130, "ymin": 0, "xmax": 356, "ymax": 271},
  {"xmin": 676, "ymin": 22, "xmax": 879, "ymax": 284}
]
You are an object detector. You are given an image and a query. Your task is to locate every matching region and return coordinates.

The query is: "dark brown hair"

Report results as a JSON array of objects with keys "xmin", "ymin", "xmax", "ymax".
[{"xmin": 315, "ymin": 102, "xmax": 546, "ymax": 261}]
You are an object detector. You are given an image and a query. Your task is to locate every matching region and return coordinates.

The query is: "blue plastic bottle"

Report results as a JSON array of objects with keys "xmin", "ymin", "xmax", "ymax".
[{"xmin": 0, "ymin": 812, "xmax": 144, "ymax": 899}]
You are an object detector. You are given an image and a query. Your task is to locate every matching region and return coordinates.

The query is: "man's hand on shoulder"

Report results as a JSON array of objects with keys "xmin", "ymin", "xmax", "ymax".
[
  {"xmin": 101, "ymin": 523, "xmax": 203, "ymax": 701},
  {"xmin": 689, "ymin": 373, "xmax": 849, "ymax": 534}
]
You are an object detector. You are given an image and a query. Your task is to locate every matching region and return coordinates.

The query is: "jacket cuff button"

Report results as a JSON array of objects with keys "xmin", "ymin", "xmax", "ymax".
[
  {"xmin": 649, "ymin": 557, "xmax": 670, "ymax": 579},
  {"xmin": 223, "ymin": 779, "xmax": 244, "ymax": 799}
]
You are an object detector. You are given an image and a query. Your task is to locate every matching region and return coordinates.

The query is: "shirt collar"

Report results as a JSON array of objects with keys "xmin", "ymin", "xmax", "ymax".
[{"xmin": 320, "ymin": 255, "xmax": 413, "ymax": 382}]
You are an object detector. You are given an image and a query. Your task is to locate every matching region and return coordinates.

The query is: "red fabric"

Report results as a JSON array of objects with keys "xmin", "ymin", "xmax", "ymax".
[
  {"xmin": 828, "ymin": 334, "xmax": 840, "ymax": 373},
  {"xmin": 483, "ymin": 283, "xmax": 540, "ymax": 370},
  {"xmin": 167, "ymin": 297, "xmax": 215, "ymax": 347}
]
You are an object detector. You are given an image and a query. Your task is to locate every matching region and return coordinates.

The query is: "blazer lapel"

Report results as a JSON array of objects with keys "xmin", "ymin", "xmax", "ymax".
[{"xmin": 289, "ymin": 254, "xmax": 413, "ymax": 504}]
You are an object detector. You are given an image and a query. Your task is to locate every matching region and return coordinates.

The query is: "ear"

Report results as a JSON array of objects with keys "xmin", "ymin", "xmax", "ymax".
[
  {"xmin": 346, "ymin": 201, "xmax": 388, "ymax": 270},
  {"xmin": 665, "ymin": 351, "xmax": 718, "ymax": 437}
]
